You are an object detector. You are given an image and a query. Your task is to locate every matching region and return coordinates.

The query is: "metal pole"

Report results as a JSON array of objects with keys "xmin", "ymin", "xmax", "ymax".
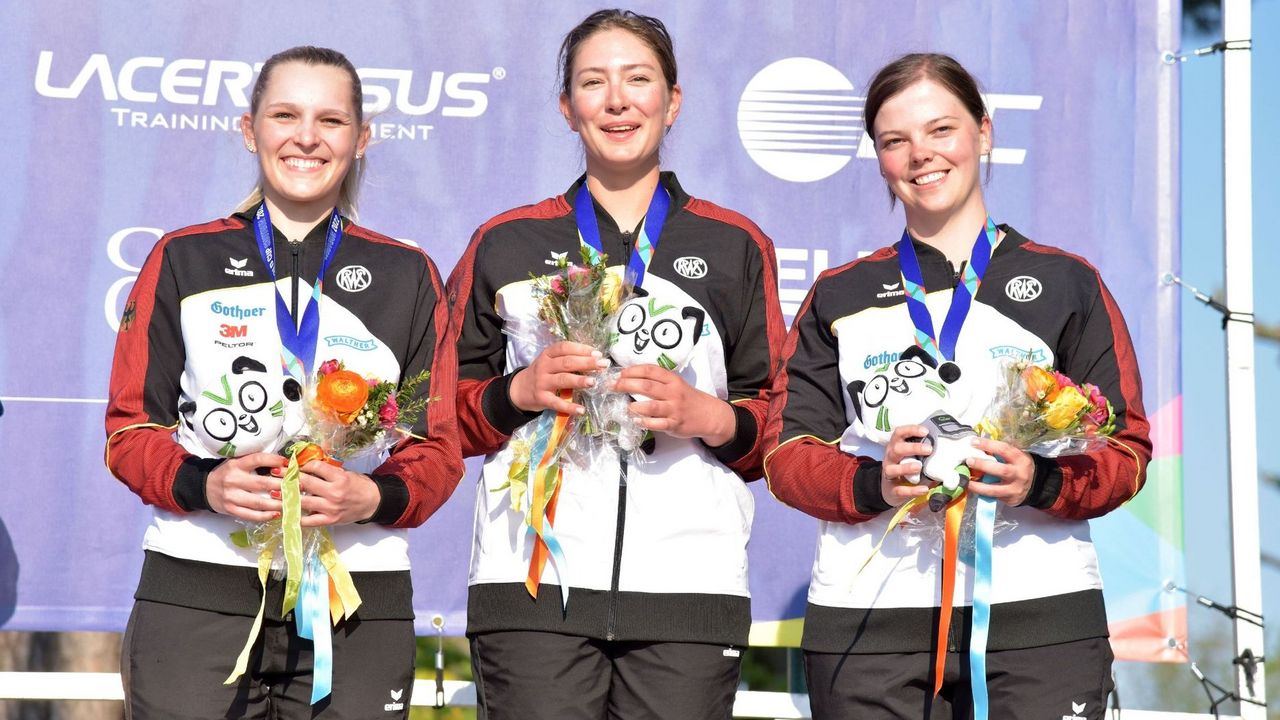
[{"xmin": 1220, "ymin": 0, "xmax": 1266, "ymax": 716}]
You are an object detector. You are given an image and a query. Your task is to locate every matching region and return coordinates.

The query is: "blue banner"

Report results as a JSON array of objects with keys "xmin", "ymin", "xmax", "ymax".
[{"xmin": 0, "ymin": 0, "xmax": 1182, "ymax": 659}]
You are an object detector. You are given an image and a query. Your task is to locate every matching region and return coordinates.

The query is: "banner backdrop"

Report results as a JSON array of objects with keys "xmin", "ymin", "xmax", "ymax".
[{"xmin": 0, "ymin": 0, "xmax": 1184, "ymax": 661}]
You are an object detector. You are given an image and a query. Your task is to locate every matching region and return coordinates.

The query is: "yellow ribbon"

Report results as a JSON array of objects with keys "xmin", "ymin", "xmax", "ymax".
[
  {"xmin": 224, "ymin": 549, "xmax": 273, "ymax": 685},
  {"xmin": 280, "ymin": 452, "xmax": 304, "ymax": 615},
  {"xmin": 854, "ymin": 494, "xmax": 931, "ymax": 579},
  {"xmin": 317, "ymin": 529, "xmax": 361, "ymax": 624}
]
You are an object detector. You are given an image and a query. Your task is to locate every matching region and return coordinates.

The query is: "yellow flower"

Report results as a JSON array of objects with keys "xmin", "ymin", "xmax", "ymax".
[
  {"xmin": 1044, "ymin": 385, "xmax": 1088, "ymax": 429},
  {"xmin": 1022, "ymin": 365, "xmax": 1058, "ymax": 401},
  {"xmin": 600, "ymin": 269, "xmax": 624, "ymax": 314}
]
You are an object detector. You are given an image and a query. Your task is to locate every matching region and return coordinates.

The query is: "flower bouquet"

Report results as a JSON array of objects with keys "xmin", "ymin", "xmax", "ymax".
[
  {"xmin": 894, "ymin": 360, "xmax": 1118, "ymax": 564},
  {"xmin": 496, "ymin": 245, "xmax": 639, "ymax": 607},
  {"xmin": 226, "ymin": 359, "xmax": 431, "ymax": 703},
  {"xmin": 975, "ymin": 360, "xmax": 1116, "ymax": 457}
]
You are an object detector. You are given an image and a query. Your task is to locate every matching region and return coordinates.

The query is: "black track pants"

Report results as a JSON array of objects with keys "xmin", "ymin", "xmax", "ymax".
[
  {"xmin": 805, "ymin": 637, "xmax": 1114, "ymax": 720},
  {"xmin": 470, "ymin": 630, "xmax": 743, "ymax": 720},
  {"xmin": 122, "ymin": 599, "xmax": 416, "ymax": 720}
]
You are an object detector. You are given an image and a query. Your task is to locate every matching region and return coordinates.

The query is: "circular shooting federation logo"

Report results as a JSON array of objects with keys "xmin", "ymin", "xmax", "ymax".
[
  {"xmin": 336, "ymin": 265, "xmax": 372, "ymax": 293},
  {"xmin": 1005, "ymin": 275, "xmax": 1043, "ymax": 302},
  {"xmin": 737, "ymin": 58, "xmax": 865, "ymax": 183}
]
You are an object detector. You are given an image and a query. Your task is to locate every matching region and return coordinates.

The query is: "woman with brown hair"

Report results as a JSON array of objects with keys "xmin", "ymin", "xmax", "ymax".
[
  {"xmin": 765, "ymin": 53, "xmax": 1151, "ymax": 719},
  {"xmin": 449, "ymin": 9, "xmax": 785, "ymax": 719}
]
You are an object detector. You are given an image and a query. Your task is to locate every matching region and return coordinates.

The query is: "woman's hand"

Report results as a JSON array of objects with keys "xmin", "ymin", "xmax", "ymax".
[
  {"xmin": 508, "ymin": 341, "xmax": 610, "ymax": 415},
  {"xmin": 964, "ymin": 437, "xmax": 1036, "ymax": 506},
  {"xmin": 205, "ymin": 452, "xmax": 287, "ymax": 522},
  {"xmin": 296, "ymin": 461, "xmax": 383, "ymax": 527},
  {"xmin": 613, "ymin": 365, "xmax": 735, "ymax": 446},
  {"xmin": 880, "ymin": 425, "xmax": 933, "ymax": 507}
]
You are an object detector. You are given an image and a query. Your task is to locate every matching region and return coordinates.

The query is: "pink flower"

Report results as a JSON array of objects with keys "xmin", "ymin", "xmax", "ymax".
[
  {"xmin": 318, "ymin": 359, "xmax": 340, "ymax": 376},
  {"xmin": 1052, "ymin": 371, "xmax": 1075, "ymax": 391},
  {"xmin": 367, "ymin": 378, "xmax": 379, "ymax": 389},
  {"xmin": 1083, "ymin": 384, "xmax": 1110, "ymax": 426},
  {"xmin": 549, "ymin": 276, "xmax": 565, "ymax": 294},
  {"xmin": 567, "ymin": 265, "xmax": 589, "ymax": 282},
  {"xmin": 379, "ymin": 393, "xmax": 400, "ymax": 428}
]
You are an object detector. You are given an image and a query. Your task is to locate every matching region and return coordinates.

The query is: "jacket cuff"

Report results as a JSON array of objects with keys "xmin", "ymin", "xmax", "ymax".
[
  {"xmin": 174, "ymin": 456, "xmax": 223, "ymax": 512},
  {"xmin": 1021, "ymin": 454, "xmax": 1063, "ymax": 509},
  {"xmin": 482, "ymin": 369, "xmax": 542, "ymax": 436},
  {"xmin": 361, "ymin": 473, "xmax": 410, "ymax": 525},
  {"xmin": 701, "ymin": 404, "xmax": 756, "ymax": 465},
  {"xmin": 853, "ymin": 461, "xmax": 892, "ymax": 515}
]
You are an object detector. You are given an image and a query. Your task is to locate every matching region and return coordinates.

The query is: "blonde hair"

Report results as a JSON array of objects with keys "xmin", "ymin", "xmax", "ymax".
[{"xmin": 236, "ymin": 46, "xmax": 367, "ymax": 219}]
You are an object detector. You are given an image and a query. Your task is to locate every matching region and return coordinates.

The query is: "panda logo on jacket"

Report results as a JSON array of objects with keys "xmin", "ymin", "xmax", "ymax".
[{"xmin": 179, "ymin": 355, "xmax": 304, "ymax": 458}]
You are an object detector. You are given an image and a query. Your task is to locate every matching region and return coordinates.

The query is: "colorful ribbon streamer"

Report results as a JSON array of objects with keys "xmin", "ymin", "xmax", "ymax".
[
  {"xmin": 970, "ymin": 488, "xmax": 997, "ymax": 719},
  {"xmin": 524, "ymin": 388, "xmax": 575, "ymax": 608},
  {"xmin": 223, "ymin": 445, "xmax": 361, "ymax": 705},
  {"xmin": 933, "ymin": 492, "xmax": 967, "ymax": 698},
  {"xmin": 296, "ymin": 556, "xmax": 332, "ymax": 703},
  {"xmin": 896, "ymin": 218, "xmax": 998, "ymax": 710}
]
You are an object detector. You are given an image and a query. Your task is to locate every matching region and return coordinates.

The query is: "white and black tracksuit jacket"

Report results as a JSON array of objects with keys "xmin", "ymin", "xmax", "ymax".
[
  {"xmin": 448, "ymin": 173, "xmax": 785, "ymax": 645},
  {"xmin": 105, "ymin": 207, "xmax": 463, "ymax": 619},
  {"xmin": 764, "ymin": 227, "xmax": 1152, "ymax": 654}
]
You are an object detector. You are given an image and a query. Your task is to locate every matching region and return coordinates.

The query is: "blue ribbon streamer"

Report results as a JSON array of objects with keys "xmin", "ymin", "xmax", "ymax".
[
  {"xmin": 526, "ymin": 410, "xmax": 571, "ymax": 609},
  {"xmin": 251, "ymin": 203, "xmax": 344, "ymax": 379},
  {"xmin": 295, "ymin": 556, "xmax": 334, "ymax": 704},
  {"xmin": 970, "ymin": 489, "xmax": 997, "ymax": 720},
  {"xmin": 574, "ymin": 180, "xmax": 670, "ymax": 288},
  {"xmin": 896, "ymin": 218, "xmax": 999, "ymax": 716}
]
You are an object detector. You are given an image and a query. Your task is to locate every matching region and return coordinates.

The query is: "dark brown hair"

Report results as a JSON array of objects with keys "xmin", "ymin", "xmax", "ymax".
[
  {"xmin": 238, "ymin": 46, "xmax": 367, "ymax": 217},
  {"xmin": 864, "ymin": 53, "xmax": 985, "ymax": 139},
  {"xmin": 557, "ymin": 9, "xmax": 678, "ymax": 97},
  {"xmin": 863, "ymin": 53, "xmax": 990, "ymax": 205}
]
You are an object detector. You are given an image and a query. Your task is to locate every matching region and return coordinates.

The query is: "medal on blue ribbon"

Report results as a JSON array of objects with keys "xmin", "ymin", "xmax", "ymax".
[
  {"xmin": 248, "ymin": 202, "xmax": 344, "ymax": 704},
  {"xmin": 574, "ymin": 180, "xmax": 670, "ymax": 289},
  {"xmin": 896, "ymin": 217, "xmax": 998, "ymax": 719},
  {"xmin": 251, "ymin": 203, "xmax": 344, "ymax": 380}
]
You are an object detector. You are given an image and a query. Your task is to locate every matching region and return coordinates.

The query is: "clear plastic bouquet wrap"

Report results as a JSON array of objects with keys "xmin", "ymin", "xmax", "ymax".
[
  {"xmin": 897, "ymin": 360, "xmax": 1117, "ymax": 563},
  {"xmin": 975, "ymin": 360, "xmax": 1116, "ymax": 456},
  {"xmin": 226, "ymin": 359, "xmax": 431, "ymax": 701},
  {"xmin": 496, "ymin": 246, "xmax": 646, "ymax": 605}
]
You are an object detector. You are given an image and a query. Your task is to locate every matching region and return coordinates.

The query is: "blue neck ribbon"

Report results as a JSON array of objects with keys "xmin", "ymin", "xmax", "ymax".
[
  {"xmin": 573, "ymin": 179, "xmax": 670, "ymax": 289},
  {"xmin": 251, "ymin": 203, "xmax": 344, "ymax": 380},
  {"xmin": 895, "ymin": 217, "xmax": 997, "ymax": 362}
]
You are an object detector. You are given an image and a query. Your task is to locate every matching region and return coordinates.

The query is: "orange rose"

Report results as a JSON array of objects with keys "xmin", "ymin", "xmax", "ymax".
[
  {"xmin": 1022, "ymin": 365, "xmax": 1058, "ymax": 402},
  {"xmin": 316, "ymin": 369, "xmax": 369, "ymax": 423}
]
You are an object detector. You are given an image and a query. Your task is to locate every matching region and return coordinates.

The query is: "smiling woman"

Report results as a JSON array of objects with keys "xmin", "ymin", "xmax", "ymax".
[
  {"xmin": 238, "ymin": 48, "xmax": 370, "ymax": 239},
  {"xmin": 104, "ymin": 45, "xmax": 462, "ymax": 719},
  {"xmin": 447, "ymin": 9, "xmax": 785, "ymax": 720},
  {"xmin": 764, "ymin": 53, "xmax": 1152, "ymax": 720}
]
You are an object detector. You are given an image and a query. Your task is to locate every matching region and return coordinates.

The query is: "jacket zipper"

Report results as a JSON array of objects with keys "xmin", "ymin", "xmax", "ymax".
[
  {"xmin": 605, "ymin": 450, "xmax": 628, "ymax": 640},
  {"xmin": 605, "ymin": 225, "xmax": 638, "ymax": 641},
  {"xmin": 289, "ymin": 241, "xmax": 302, "ymax": 320}
]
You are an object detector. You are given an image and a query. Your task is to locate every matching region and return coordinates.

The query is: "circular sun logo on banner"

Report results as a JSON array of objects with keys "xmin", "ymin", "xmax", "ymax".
[{"xmin": 736, "ymin": 57, "xmax": 866, "ymax": 183}]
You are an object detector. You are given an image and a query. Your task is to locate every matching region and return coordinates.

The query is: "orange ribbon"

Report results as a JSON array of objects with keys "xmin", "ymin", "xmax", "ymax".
[{"xmin": 933, "ymin": 491, "xmax": 967, "ymax": 697}]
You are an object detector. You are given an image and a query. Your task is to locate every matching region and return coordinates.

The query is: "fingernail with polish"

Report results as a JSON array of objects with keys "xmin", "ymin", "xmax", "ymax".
[
  {"xmin": 269, "ymin": 490, "xmax": 281, "ymax": 500},
  {"xmin": 270, "ymin": 468, "xmax": 282, "ymax": 477}
]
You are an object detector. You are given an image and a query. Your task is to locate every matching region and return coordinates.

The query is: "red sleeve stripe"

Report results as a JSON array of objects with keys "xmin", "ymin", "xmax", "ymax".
[
  {"xmin": 446, "ymin": 197, "xmax": 571, "ymax": 457},
  {"xmin": 684, "ymin": 198, "xmax": 786, "ymax": 400}
]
